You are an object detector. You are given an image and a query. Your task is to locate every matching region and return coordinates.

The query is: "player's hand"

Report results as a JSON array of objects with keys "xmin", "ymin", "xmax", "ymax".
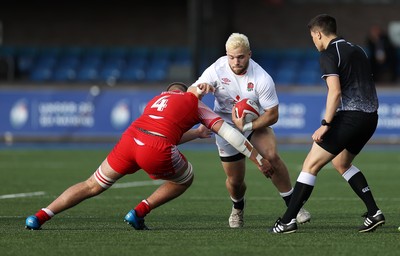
[
  {"xmin": 231, "ymin": 108, "xmax": 246, "ymax": 131},
  {"xmin": 312, "ymin": 125, "xmax": 329, "ymax": 143},
  {"xmin": 196, "ymin": 83, "xmax": 215, "ymax": 95},
  {"xmin": 257, "ymin": 158, "xmax": 274, "ymax": 178},
  {"xmin": 190, "ymin": 83, "xmax": 215, "ymax": 100},
  {"xmin": 196, "ymin": 124, "xmax": 212, "ymax": 139}
]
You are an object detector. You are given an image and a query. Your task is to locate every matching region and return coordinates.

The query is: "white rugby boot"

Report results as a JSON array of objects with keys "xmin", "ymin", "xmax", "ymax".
[
  {"xmin": 229, "ymin": 207, "xmax": 244, "ymax": 228},
  {"xmin": 296, "ymin": 208, "xmax": 311, "ymax": 224}
]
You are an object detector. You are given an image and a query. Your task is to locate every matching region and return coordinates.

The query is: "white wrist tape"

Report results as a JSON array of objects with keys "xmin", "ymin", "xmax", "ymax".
[
  {"xmin": 218, "ymin": 122, "xmax": 252, "ymax": 158},
  {"xmin": 243, "ymin": 122, "xmax": 253, "ymax": 131}
]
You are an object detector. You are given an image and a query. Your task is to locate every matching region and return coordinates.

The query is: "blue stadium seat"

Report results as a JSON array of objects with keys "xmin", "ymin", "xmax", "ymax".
[
  {"xmin": 76, "ymin": 66, "xmax": 99, "ymax": 82},
  {"xmin": 127, "ymin": 47, "xmax": 149, "ymax": 64},
  {"xmin": 16, "ymin": 46, "xmax": 38, "ymax": 77},
  {"xmin": 29, "ymin": 66, "xmax": 52, "ymax": 82},
  {"xmin": 120, "ymin": 66, "xmax": 146, "ymax": 82},
  {"xmin": 80, "ymin": 55, "xmax": 102, "ymax": 68},
  {"xmin": 51, "ymin": 66, "xmax": 77, "ymax": 82},
  {"xmin": 146, "ymin": 62, "xmax": 168, "ymax": 82},
  {"xmin": 57, "ymin": 54, "xmax": 80, "ymax": 69},
  {"xmin": 145, "ymin": 48, "xmax": 171, "ymax": 82},
  {"xmin": 99, "ymin": 66, "xmax": 122, "ymax": 83},
  {"xmin": 146, "ymin": 68, "xmax": 167, "ymax": 82},
  {"xmin": 34, "ymin": 54, "xmax": 58, "ymax": 69},
  {"xmin": 172, "ymin": 47, "xmax": 191, "ymax": 65},
  {"xmin": 296, "ymin": 69, "xmax": 322, "ymax": 86},
  {"xmin": 274, "ymin": 67, "xmax": 297, "ymax": 85}
]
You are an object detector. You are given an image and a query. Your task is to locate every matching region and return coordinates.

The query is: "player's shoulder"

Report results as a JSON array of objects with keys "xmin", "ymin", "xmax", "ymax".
[
  {"xmin": 214, "ymin": 56, "xmax": 228, "ymax": 68},
  {"xmin": 250, "ymin": 59, "xmax": 274, "ymax": 83}
]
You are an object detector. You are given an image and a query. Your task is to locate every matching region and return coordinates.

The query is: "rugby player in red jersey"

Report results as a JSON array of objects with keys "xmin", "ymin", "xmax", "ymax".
[{"xmin": 25, "ymin": 82, "xmax": 273, "ymax": 230}]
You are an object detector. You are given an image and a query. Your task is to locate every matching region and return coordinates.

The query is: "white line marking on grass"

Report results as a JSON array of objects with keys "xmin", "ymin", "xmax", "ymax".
[
  {"xmin": 0, "ymin": 191, "xmax": 45, "ymax": 200},
  {"xmin": 0, "ymin": 181, "xmax": 163, "ymax": 200},
  {"xmin": 111, "ymin": 180, "xmax": 164, "ymax": 189}
]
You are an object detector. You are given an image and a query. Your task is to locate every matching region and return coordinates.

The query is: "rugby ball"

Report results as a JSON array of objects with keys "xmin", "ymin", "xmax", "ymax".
[{"xmin": 234, "ymin": 98, "xmax": 260, "ymax": 122}]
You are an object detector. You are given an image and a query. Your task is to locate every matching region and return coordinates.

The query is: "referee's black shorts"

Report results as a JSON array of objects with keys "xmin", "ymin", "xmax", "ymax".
[{"xmin": 317, "ymin": 111, "xmax": 378, "ymax": 156}]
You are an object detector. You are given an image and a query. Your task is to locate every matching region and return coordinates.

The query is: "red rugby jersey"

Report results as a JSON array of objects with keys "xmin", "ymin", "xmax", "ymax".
[{"xmin": 127, "ymin": 90, "xmax": 222, "ymax": 144}]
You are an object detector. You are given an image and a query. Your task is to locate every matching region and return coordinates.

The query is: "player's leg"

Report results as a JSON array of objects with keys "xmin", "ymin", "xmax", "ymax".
[
  {"xmin": 124, "ymin": 142, "xmax": 194, "ymax": 230},
  {"xmin": 124, "ymin": 162, "xmax": 194, "ymax": 230},
  {"xmin": 251, "ymin": 127, "xmax": 292, "ymax": 195},
  {"xmin": 270, "ymin": 142, "xmax": 333, "ymax": 233},
  {"xmin": 216, "ymin": 133, "xmax": 247, "ymax": 228},
  {"xmin": 221, "ymin": 158, "xmax": 246, "ymax": 228},
  {"xmin": 333, "ymin": 111, "xmax": 384, "ymax": 232},
  {"xmin": 25, "ymin": 159, "xmax": 124, "ymax": 230},
  {"xmin": 333, "ymin": 150, "xmax": 384, "ymax": 232},
  {"xmin": 251, "ymin": 127, "xmax": 311, "ymax": 224},
  {"xmin": 146, "ymin": 162, "xmax": 194, "ymax": 209}
]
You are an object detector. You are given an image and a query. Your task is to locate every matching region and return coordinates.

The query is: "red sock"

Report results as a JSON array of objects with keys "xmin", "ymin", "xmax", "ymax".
[
  {"xmin": 35, "ymin": 209, "xmax": 52, "ymax": 225},
  {"xmin": 134, "ymin": 200, "xmax": 151, "ymax": 218}
]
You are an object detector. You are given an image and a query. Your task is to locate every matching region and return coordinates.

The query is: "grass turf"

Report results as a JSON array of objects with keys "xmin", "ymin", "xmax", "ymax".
[{"xmin": 0, "ymin": 147, "xmax": 399, "ymax": 256}]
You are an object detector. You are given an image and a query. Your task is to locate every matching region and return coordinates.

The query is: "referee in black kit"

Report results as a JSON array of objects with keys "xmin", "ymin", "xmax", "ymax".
[{"xmin": 270, "ymin": 14, "xmax": 385, "ymax": 234}]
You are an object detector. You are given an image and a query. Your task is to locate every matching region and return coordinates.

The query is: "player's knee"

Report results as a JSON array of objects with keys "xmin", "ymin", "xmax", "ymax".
[
  {"xmin": 226, "ymin": 176, "xmax": 244, "ymax": 188},
  {"xmin": 169, "ymin": 162, "xmax": 194, "ymax": 186},
  {"xmin": 331, "ymin": 161, "xmax": 351, "ymax": 173},
  {"xmin": 262, "ymin": 151, "xmax": 280, "ymax": 164}
]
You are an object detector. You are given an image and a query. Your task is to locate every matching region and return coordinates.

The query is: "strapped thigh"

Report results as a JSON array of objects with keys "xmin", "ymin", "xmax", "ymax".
[
  {"xmin": 168, "ymin": 162, "xmax": 193, "ymax": 184},
  {"xmin": 94, "ymin": 166, "xmax": 116, "ymax": 189}
]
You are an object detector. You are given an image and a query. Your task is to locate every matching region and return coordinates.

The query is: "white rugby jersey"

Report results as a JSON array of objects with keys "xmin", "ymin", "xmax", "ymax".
[{"xmin": 191, "ymin": 56, "xmax": 279, "ymax": 123}]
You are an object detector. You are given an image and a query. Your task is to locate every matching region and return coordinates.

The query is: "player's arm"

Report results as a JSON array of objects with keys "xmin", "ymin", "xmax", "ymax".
[
  {"xmin": 256, "ymin": 105, "xmax": 279, "ymax": 127},
  {"xmin": 211, "ymin": 120, "xmax": 273, "ymax": 178},
  {"xmin": 187, "ymin": 83, "xmax": 215, "ymax": 99},
  {"xmin": 312, "ymin": 75, "xmax": 341, "ymax": 142},
  {"xmin": 178, "ymin": 124, "xmax": 212, "ymax": 144},
  {"xmin": 245, "ymin": 75, "xmax": 280, "ymax": 131},
  {"xmin": 197, "ymin": 99, "xmax": 273, "ymax": 177},
  {"xmin": 324, "ymin": 76, "xmax": 341, "ymax": 124},
  {"xmin": 232, "ymin": 105, "xmax": 279, "ymax": 132}
]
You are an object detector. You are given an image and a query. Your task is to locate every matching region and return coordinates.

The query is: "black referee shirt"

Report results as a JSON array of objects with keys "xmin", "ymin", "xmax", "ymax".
[{"xmin": 319, "ymin": 37, "xmax": 379, "ymax": 113}]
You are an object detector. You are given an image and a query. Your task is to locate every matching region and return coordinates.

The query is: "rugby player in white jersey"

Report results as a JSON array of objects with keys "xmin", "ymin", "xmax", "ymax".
[{"xmin": 189, "ymin": 33, "xmax": 311, "ymax": 228}]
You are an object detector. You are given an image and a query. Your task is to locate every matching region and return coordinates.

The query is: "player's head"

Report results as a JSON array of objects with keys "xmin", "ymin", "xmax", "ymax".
[
  {"xmin": 166, "ymin": 82, "xmax": 188, "ymax": 92},
  {"xmin": 225, "ymin": 33, "xmax": 252, "ymax": 75},
  {"xmin": 307, "ymin": 14, "xmax": 337, "ymax": 52}
]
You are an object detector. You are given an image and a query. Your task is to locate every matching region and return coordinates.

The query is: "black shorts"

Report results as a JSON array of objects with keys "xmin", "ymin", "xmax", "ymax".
[{"xmin": 317, "ymin": 111, "xmax": 378, "ymax": 155}]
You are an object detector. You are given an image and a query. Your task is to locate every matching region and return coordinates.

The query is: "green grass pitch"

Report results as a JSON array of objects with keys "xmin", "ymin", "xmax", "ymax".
[{"xmin": 0, "ymin": 145, "xmax": 399, "ymax": 256}]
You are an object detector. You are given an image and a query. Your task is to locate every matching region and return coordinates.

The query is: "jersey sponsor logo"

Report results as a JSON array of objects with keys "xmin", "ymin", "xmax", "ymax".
[
  {"xmin": 247, "ymin": 82, "xmax": 254, "ymax": 92},
  {"xmin": 221, "ymin": 77, "xmax": 231, "ymax": 85}
]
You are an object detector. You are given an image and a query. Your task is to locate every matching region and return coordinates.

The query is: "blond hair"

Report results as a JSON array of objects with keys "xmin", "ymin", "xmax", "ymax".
[{"xmin": 225, "ymin": 33, "xmax": 251, "ymax": 52}]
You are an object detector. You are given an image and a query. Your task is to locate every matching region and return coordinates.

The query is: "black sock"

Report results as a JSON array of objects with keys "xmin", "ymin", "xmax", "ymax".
[
  {"xmin": 232, "ymin": 198, "xmax": 245, "ymax": 210},
  {"xmin": 282, "ymin": 194, "xmax": 292, "ymax": 207},
  {"xmin": 347, "ymin": 172, "xmax": 379, "ymax": 215},
  {"xmin": 281, "ymin": 182, "xmax": 314, "ymax": 223}
]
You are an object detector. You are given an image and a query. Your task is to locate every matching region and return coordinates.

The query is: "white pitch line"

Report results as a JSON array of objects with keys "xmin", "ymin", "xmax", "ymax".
[
  {"xmin": 0, "ymin": 191, "xmax": 46, "ymax": 200},
  {"xmin": 0, "ymin": 180, "xmax": 164, "ymax": 200}
]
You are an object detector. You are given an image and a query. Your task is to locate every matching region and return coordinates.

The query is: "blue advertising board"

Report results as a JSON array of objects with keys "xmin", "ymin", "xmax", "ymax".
[{"xmin": 0, "ymin": 88, "xmax": 399, "ymax": 142}]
